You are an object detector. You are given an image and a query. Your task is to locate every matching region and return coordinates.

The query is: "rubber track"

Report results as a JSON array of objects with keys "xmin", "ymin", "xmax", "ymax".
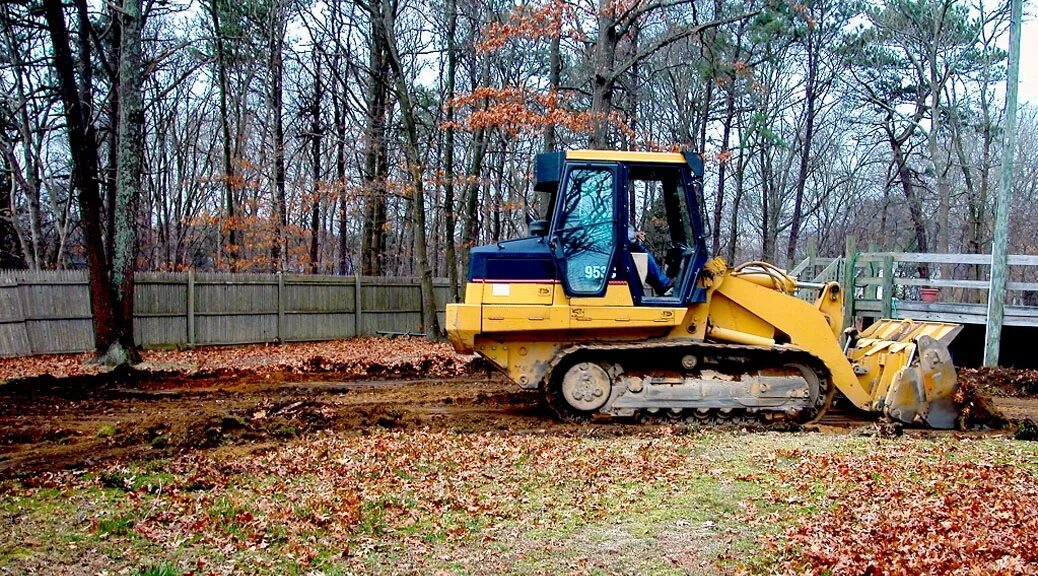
[{"xmin": 544, "ymin": 340, "xmax": 835, "ymax": 428}]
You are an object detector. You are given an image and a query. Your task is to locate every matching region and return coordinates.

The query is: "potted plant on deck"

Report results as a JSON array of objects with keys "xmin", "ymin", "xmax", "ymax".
[{"xmin": 919, "ymin": 287, "xmax": 939, "ymax": 303}]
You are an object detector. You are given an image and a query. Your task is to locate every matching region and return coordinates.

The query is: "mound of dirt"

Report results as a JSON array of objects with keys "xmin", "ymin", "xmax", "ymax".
[
  {"xmin": 954, "ymin": 377, "xmax": 1009, "ymax": 430},
  {"xmin": 958, "ymin": 367, "xmax": 1038, "ymax": 398}
]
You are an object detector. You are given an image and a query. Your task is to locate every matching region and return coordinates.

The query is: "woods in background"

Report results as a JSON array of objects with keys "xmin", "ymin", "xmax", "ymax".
[{"xmin": 0, "ymin": 0, "xmax": 1032, "ymax": 349}]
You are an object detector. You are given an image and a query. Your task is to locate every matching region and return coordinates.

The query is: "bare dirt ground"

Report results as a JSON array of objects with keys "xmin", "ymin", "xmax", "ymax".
[
  {"xmin": 0, "ymin": 370, "xmax": 541, "ymax": 478},
  {"xmin": 0, "ymin": 337, "xmax": 498, "ymax": 477},
  {"xmin": 2, "ymin": 342, "xmax": 1038, "ymax": 478}
]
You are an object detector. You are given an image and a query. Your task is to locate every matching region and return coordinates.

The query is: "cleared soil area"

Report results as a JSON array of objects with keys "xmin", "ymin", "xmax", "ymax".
[
  {"xmin": 4, "ymin": 364, "xmax": 1035, "ymax": 480},
  {"xmin": 1, "ymin": 339, "xmax": 1037, "ymax": 575},
  {"xmin": 0, "ymin": 372, "xmax": 536, "ymax": 478},
  {"xmin": 2, "ymin": 354, "xmax": 1036, "ymax": 479}
]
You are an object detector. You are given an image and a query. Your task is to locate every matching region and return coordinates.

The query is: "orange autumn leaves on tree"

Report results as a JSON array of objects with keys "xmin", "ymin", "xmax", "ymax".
[
  {"xmin": 463, "ymin": 0, "xmax": 631, "ymax": 141},
  {"xmin": 476, "ymin": 0, "xmax": 569, "ymax": 53},
  {"xmin": 445, "ymin": 87, "xmax": 635, "ymax": 141},
  {"xmin": 478, "ymin": 0, "xmax": 675, "ymax": 52},
  {"xmin": 182, "ymin": 168, "xmax": 367, "ymax": 273},
  {"xmin": 468, "ymin": 0, "xmax": 754, "ymax": 149}
]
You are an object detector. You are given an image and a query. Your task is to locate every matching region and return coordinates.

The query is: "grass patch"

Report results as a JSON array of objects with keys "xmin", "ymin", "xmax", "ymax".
[
  {"xmin": 100, "ymin": 468, "xmax": 174, "ymax": 492},
  {"xmin": 273, "ymin": 424, "xmax": 297, "ymax": 439},
  {"xmin": 96, "ymin": 513, "xmax": 136, "ymax": 537},
  {"xmin": 207, "ymin": 495, "xmax": 251, "ymax": 539},
  {"xmin": 135, "ymin": 564, "xmax": 180, "ymax": 576},
  {"xmin": 96, "ymin": 423, "xmax": 118, "ymax": 438}
]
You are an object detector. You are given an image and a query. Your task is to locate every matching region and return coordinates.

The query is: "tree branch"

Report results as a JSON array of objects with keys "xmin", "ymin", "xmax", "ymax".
[{"xmin": 610, "ymin": 10, "xmax": 759, "ymax": 84}]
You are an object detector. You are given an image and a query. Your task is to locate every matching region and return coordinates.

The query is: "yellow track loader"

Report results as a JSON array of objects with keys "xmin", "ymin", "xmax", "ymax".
[{"xmin": 446, "ymin": 150, "xmax": 963, "ymax": 428}]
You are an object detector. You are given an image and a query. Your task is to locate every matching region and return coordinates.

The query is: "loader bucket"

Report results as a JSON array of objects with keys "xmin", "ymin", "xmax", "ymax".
[{"xmin": 848, "ymin": 319, "xmax": 963, "ymax": 429}]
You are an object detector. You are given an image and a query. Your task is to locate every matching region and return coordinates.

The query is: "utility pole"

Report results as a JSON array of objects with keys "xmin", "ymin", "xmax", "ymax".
[{"xmin": 983, "ymin": 0, "xmax": 1022, "ymax": 367}]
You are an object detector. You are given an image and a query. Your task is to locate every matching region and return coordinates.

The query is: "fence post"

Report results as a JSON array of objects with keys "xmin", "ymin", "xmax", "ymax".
[
  {"xmin": 881, "ymin": 255, "xmax": 894, "ymax": 319},
  {"xmin": 187, "ymin": 270, "xmax": 195, "ymax": 348},
  {"xmin": 806, "ymin": 239, "xmax": 817, "ymax": 277},
  {"xmin": 418, "ymin": 279, "xmax": 426, "ymax": 334},
  {"xmin": 354, "ymin": 273, "xmax": 362, "ymax": 337},
  {"xmin": 842, "ymin": 236, "xmax": 856, "ymax": 329},
  {"xmin": 277, "ymin": 272, "xmax": 285, "ymax": 343},
  {"xmin": 985, "ymin": 0, "xmax": 1022, "ymax": 366},
  {"xmin": 865, "ymin": 243, "xmax": 878, "ymax": 301}
]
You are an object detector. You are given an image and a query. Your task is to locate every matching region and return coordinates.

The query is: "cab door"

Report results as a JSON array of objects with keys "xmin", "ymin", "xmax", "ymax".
[{"xmin": 549, "ymin": 163, "xmax": 621, "ymax": 299}]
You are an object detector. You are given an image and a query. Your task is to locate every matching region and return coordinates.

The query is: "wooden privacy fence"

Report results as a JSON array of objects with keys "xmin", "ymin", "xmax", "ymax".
[{"xmin": 0, "ymin": 270, "xmax": 451, "ymax": 357}]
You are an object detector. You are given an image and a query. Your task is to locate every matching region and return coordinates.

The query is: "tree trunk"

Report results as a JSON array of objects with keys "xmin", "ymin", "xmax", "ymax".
[
  {"xmin": 430, "ymin": 125, "xmax": 443, "ymax": 278},
  {"xmin": 361, "ymin": 12, "xmax": 390, "ymax": 276},
  {"xmin": 625, "ymin": 22, "xmax": 639, "ymax": 151},
  {"xmin": 42, "ymin": 0, "xmax": 118, "ymax": 356},
  {"xmin": 461, "ymin": 58, "xmax": 492, "ymax": 276},
  {"xmin": 727, "ymin": 145, "xmax": 747, "ymax": 263},
  {"xmin": 544, "ymin": 34, "xmax": 561, "ymax": 152},
  {"xmin": 590, "ymin": 0, "xmax": 617, "ymax": 148},
  {"xmin": 889, "ymin": 131, "xmax": 930, "ymax": 278},
  {"xmin": 759, "ymin": 147, "xmax": 771, "ymax": 261},
  {"xmin": 443, "ymin": 0, "xmax": 459, "ymax": 300},
  {"xmin": 108, "ymin": 0, "xmax": 146, "ymax": 363},
  {"xmin": 712, "ymin": 84, "xmax": 734, "ymax": 257},
  {"xmin": 5, "ymin": 37, "xmax": 43, "ymax": 268},
  {"xmin": 461, "ymin": 127, "xmax": 488, "ymax": 275},
  {"xmin": 0, "ymin": 154, "xmax": 25, "ymax": 269},
  {"xmin": 711, "ymin": 17, "xmax": 745, "ymax": 258},
  {"xmin": 309, "ymin": 51, "xmax": 323, "ymax": 274},
  {"xmin": 927, "ymin": 21, "xmax": 951, "ymax": 258},
  {"xmin": 270, "ymin": 4, "xmax": 287, "ymax": 271},
  {"xmin": 785, "ymin": 33, "xmax": 818, "ymax": 266},
  {"xmin": 949, "ymin": 105, "xmax": 979, "ymax": 256},
  {"xmin": 698, "ymin": 0, "xmax": 722, "ymax": 152},
  {"xmin": 208, "ymin": 0, "xmax": 238, "ymax": 270},
  {"xmin": 976, "ymin": 40, "xmax": 995, "ymax": 281},
  {"xmin": 334, "ymin": 83, "xmax": 350, "ymax": 275},
  {"xmin": 698, "ymin": 79, "xmax": 712, "ymax": 153},
  {"xmin": 492, "ymin": 150, "xmax": 504, "ymax": 242},
  {"xmin": 377, "ymin": 0, "xmax": 440, "ymax": 338},
  {"xmin": 104, "ymin": 0, "xmax": 120, "ymax": 268}
]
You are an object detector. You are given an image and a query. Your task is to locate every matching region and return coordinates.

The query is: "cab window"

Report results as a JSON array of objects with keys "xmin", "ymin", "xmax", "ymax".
[{"xmin": 555, "ymin": 167, "xmax": 616, "ymax": 295}]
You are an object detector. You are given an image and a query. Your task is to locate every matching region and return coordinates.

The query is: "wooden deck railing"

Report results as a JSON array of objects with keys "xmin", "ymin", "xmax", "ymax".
[{"xmin": 790, "ymin": 252, "xmax": 1038, "ymax": 327}]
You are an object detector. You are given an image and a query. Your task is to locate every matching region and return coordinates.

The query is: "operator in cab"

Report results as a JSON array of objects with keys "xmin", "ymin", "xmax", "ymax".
[{"xmin": 627, "ymin": 225, "xmax": 673, "ymax": 295}]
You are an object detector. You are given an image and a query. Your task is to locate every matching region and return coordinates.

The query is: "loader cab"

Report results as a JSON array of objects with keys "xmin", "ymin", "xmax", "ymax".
[{"xmin": 540, "ymin": 150, "xmax": 710, "ymax": 306}]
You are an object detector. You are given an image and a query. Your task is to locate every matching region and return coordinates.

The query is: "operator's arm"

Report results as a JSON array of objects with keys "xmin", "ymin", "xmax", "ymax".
[{"xmin": 627, "ymin": 226, "xmax": 647, "ymax": 252}]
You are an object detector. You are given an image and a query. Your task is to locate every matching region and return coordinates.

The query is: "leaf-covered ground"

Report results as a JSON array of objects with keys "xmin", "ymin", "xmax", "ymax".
[
  {"xmin": 0, "ymin": 337, "xmax": 475, "ymax": 383},
  {"xmin": 2, "ymin": 426, "xmax": 1037, "ymax": 575},
  {"xmin": 759, "ymin": 442, "xmax": 1038, "ymax": 575},
  {"xmin": 3, "ymin": 338, "xmax": 1036, "ymax": 405}
]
